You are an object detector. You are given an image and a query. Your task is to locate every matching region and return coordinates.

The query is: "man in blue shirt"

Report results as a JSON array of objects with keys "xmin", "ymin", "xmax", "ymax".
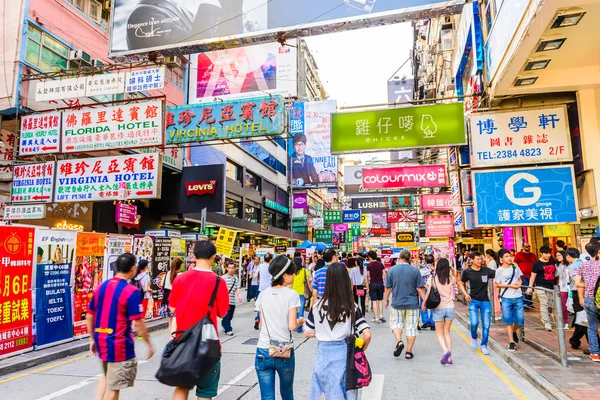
[{"xmin": 312, "ymin": 248, "xmax": 338, "ymax": 300}]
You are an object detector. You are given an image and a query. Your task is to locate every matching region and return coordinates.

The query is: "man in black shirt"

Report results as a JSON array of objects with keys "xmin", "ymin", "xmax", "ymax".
[
  {"xmin": 458, "ymin": 252, "xmax": 496, "ymax": 355},
  {"xmin": 526, "ymin": 246, "xmax": 555, "ymax": 331}
]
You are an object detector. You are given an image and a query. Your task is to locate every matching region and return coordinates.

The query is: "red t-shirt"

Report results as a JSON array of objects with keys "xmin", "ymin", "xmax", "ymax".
[
  {"xmin": 170, "ymin": 269, "xmax": 229, "ymax": 340},
  {"xmin": 514, "ymin": 251, "xmax": 538, "ymax": 277}
]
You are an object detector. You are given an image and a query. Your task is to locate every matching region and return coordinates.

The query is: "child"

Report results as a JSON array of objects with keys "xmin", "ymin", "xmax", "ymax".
[{"xmin": 494, "ymin": 249, "xmax": 525, "ymax": 352}]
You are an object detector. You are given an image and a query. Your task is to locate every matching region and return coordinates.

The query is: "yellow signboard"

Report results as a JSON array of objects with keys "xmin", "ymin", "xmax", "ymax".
[
  {"xmin": 542, "ymin": 225, "xmax": 572, "ymax": 238},
  {"xmin": 216, "ymin": 228, "xmax": 238, "ymax": 257},
  {"xmin": 396, "ymin": 242, "xmax": 414, "ymax": 247},
  {"xmin": 361, "ymin": 214, "xmax": 372, "ymax": 228},
  {"xmin": 462, "ymin": 238, "xmax": 493, "ymax": 245}
]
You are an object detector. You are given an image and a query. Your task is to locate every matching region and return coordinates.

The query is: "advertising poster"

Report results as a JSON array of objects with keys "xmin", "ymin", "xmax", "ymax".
[
  {"xmin": 11, "ymin": 162, "xmax": 55, "ymax": 203},
  {"xmin": 216, "ymin": 228, "xmax": 237, "ymax": 258},
  {"xmin": 34, "ymin": 229, "xmax": 76, "ymax": 347},
  {"xmin": 0, "ymin": 227, "xmax": 35, "ymax": 356},
  {"xmin": 425, "ymin": 215, "xmax": 455, "ymax": 238},
  {"xmin": 133, "ymin": 235, "xmax": 155, "ymax": 319},
  {"xmin": 151, "ymin": 237, "xmax": 171, "ymax": 318},
  {"xmin": 73, "ymin": 233, "xmax": 105, "ymax": 336},
  {"xmin": 382, "ymin": 249, "xmax": 393, "ymax": 268},
  {"xmin": 186, "ymin": 241, "xmax": 196, "ymax": 270},
  {"xmin": 289, "ymin": 100, "xmax": 338, "ymax": 188},
  {"xmin": 103, "ymin": 235, "xmax": 134, "ymax": 281},
  {"xmin": 189, "ymin": 41, "xmax": 297, "ymax": 103}
]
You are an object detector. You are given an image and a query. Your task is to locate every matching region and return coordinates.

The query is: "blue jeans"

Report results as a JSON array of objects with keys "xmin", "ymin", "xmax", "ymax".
[
  {"xmin": 221, "ymin": 305, "xmax": 235, "ymax": 333},
  {"xmin": 468, "ymin": 300, "xmax": 492, "ymax": 347},
  {"xmin": 420, "ymin": 298, "xmax": 434, "ymax": 325},
  {"xmin": 248, "ymin": 284, "xmax": 259, "ymax": 301},
  {"xmin": 255, "ymin": 348, "xmax": 295, "ymax": 400},
  {"xmin": 297, "ymin": 295, "xmax": 306, "ymax": 333},
  {"xmin": 521, "ymin": 276, "xmax": 533, "ymax": 308},
  {"xmin": 584, "ymin": 298, "xmax": 600, "ymax": 354}
]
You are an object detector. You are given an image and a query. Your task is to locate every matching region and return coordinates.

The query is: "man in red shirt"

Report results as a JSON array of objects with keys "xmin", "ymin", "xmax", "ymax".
[
  {"xmin": 170, "ymin": 240, "xmax": 229, "ymax": 400},
  {"xmin": 514, "ymin": 243, "xmax": 537, "ymax": 309}
]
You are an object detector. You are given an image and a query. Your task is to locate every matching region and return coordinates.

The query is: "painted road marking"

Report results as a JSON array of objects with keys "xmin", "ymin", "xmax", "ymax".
[
  {"xmin": 361, "ymin": 374, "xmax": 384, "ymax": 400},
  {"xmin": 216, "ymin": 365, "xmax": 255, "ymax": 396},
  {"xmin": 35, "ymin": 374, "xmax": 101, "ymax": 400},
  {"xmin": 451, "ymin": 324, "xmax": 527, "ymax": 400}
]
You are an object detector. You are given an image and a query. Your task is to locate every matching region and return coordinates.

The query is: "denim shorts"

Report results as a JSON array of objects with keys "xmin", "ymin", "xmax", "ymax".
[
  {"xmin": 432, "ymin": 307, "xmax": 456, "ymax": 322},
  {"xmin": 369, "ymin": 283, "xmax": 384, "ymax": 301},
  {"xmin": 501, "ymin": 297, "xmax": 525, "ymax": 326}
]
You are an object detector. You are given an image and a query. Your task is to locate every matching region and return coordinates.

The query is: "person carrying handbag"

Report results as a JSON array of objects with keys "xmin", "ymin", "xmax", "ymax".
[
  {"xmin": 255, "ymin": 255, "xmax": 304, "ymax": 400},
  {"xmin": 292, "ymin": 253, "xmax": 312, "ymax": 333}
]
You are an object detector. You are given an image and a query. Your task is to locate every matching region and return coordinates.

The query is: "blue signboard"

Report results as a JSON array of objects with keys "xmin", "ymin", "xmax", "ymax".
[
  {"xmin": 343, "ymin": 209, "xmax": 361, "ymax": 223},
  {"xmin": 464, "ymin": 206, "xmax": 476, "ymax": 230},
  {"xmin": 473, "ymin": 166, "xmax": 577, "ymax": 226},
  {"xmin": 35, "ymin": 263, "xmax": 73, "ymax": 346}
]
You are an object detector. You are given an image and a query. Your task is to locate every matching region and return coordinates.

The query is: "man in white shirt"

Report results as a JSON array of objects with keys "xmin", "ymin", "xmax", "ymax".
[{"xmin": 254, "ymin": 253, "xmax": 273, "ymax": 329}]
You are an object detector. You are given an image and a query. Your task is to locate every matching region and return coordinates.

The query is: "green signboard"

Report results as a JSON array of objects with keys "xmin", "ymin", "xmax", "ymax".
[
  {"xmin": 315, "ymin": 229, "xmax": 333, "ymax": 243},
  {"xmin": 350, "ymin": 224, "xmax": 362, "ymax": 237},
  {"xmin": 330, "ymin": 103, "xmax": 466, "ymax": 154},
  {"xmin": 324, "ymin": 210, "xmax": 342, "ymax": 224},
  {"xmin": 265, "ymin": 198, "xmax": 289, "ymax": 215}
]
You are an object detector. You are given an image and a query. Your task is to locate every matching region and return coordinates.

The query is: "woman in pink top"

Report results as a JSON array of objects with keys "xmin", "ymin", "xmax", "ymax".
[{"xmin": 422, "ymin": 258, "xmax": 456, "ymax": 365}]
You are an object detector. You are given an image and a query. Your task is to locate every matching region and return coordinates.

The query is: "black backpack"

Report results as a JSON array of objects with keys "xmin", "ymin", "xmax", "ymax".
[
  {"xmin": 132, "ymin": 275, "xmax": 145, "ymax": 298},
  {"xmin": 156, "ymin": 276, "xmax": 222, "ymax": 387}
]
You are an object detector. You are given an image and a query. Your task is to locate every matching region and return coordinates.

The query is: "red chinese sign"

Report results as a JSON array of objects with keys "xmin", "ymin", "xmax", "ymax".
[
  {"xmin": 386, "ymin": 210, "xmax": 418, "ymax": 223},
  {"xmin": 0, "ymin": 130, "xmax": 15, "ymax": 181},
  {"xmin": 115, "ymin": 203, "xmax": 138, "ymax": 225},
  {"xmin": 19, "ymin": 111, "xmax": 61, "ymax": 155},
  {"xmin": 0, "ymin": 227, "xmax": 34, "ymax": 356}
]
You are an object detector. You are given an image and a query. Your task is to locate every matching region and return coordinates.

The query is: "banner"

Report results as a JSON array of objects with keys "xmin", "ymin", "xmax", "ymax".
[
  {"xmin": 331, "ymin": 103, "xmax": 466, "ymax": 153},
  {"xmin": 362, "ymin": 165, "xmax": 447, "ymax": 189},
  {"xmin": 0, "ymin": 227, "xmax": 34, "ymax": 356},
  {"xmin": 425, "ymin": 215, "xmax": 455, "ymax": 238},
  {"xmin": 166, "ymin": 95, "xmax": 285, "ymax": 144},
  {"xmin": 421, "ymin": 194, "xmax": 455, "ymax": 211},
  {"xmin": 55, "ymin": 153, "xmax": 162, "ymax": 202},
  {"xmin": 20, "ymin": 112, "xmax": 61, "ymax": 156},
  {"xmin": 11, "ymin": 162, "xmax": 55, "ymax": 203},
  {"xmin": 62, "ymin": 101, "xmax": 164, "ymax": 153},
  {"xmin": 289, "ymin": 101, "xmax": 338, "ymax": 189},
  {"xmin": 103, "ymin": 235, "xmax": 133, "ymax": 281},
  {"xmin": 186, "ymin": 241, "xmax": 196, "ymax": 270},
  {"xmin": 73, "ymin": 233, "xmax": 105, "ymax": 336},
  {"xmin": 387, "ymin": 210, "xmax": 417, "ymax": 223},
  {"xmin": 216, "ymin": 228, "xmax": 237, "ymax": 257},
  {"xmin": 324, "ymin": 210, "xmax": 342, "ymax": 224}
]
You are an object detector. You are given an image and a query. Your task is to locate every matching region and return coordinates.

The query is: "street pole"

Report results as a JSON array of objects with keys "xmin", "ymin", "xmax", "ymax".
[{"xmin": 554, "ymin": 285, "xmax": 568, "ymax": 367}]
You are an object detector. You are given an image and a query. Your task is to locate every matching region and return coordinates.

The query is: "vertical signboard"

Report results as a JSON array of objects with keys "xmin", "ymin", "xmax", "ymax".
[
  {"xmin": 0, "ymin": 227, "xmax": 34, "ymax": 356},
  {"xmin": 0, "ymin": 129, "xmax": 15, "ymax": 181},
  {"xmin": 151, "ymin": 237, "xmax": 171, "ymax": 318},
  {"xmin": 216, "ymin": 228, "xmax": 237, "ymax": 257},
  {"xmin": 11, "ymin": 162, "xmax": 55, "ymax": 203},
  {"xmin": 103, "ymin": 235, "xmax": 133, "ymax": 281},
  {"xmin": 19, "ymin": 112, "xmax": 61, "ymax": 156},
  {"xmin": 73, "ymin": 233, "xmax": 105, "ymax": 336},
  {"xmin": 132, "ymin": 235, "xmax": 155, "ymax": 319}
]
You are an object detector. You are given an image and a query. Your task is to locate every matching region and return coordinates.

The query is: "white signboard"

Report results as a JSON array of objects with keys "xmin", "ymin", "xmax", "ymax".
[
  {"xmin": 103, "ymin": 234, "xmax": 134, "ymax": 280},
  {"xmin": 125, "ymin": 67, "xmax": 165, "ymax": 93},
  {"xmin": 34, "ymin": 77, "xmax": 87, "ymax": 102},
  {"xmin": 61, "ymin": 100, "xmax": 163, "ymax": 153},
  {"xmin": 134, "ymin": 145, "xmax": 182, "ymax": 172},
  {"xmin": 11, "ymin": 162, "xmax": 55, "ymax": 203},
  {"xmin": 0, "ymin": 129, "xmax": 15, "ymax": 181},
  {"xmin": 4, "ymin": 204, "xmax": 46, "ymax": 220},
  {"xmin": 470, "ymin": 107, "xmax": 571, "ymax": 168},
  {"xmin": 85, "ymin": 73, "xmax": 126, "ymax": 97},
  {"xmin": 313, "ymin": 218, "xmax": 324, "ymax": 229},
  {"xmin": 55, "ymin": 153, "xmax": 162, "ymax": 202},
  {"xmin": 19, "ymin": 111, "xmax": 61, "ymax": 155}
]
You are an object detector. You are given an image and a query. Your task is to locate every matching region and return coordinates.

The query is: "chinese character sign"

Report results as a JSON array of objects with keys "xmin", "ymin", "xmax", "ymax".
[
  {"xmin": 426, "ymin": 215, "xmax": 455, "ymax": 238},
  {"xmin": 55, "ymin": 153, "xmax": 162, "ymax": 202},
  {"xmin": 324, "ymin": 210, "xmax": 342, "ymax": 224},
  {"xmin": 473, "ymin": 165, "xmax": 578, "ymax": 226},
  {"xmin": 4, "ymin": 205, "xmax": 46, "ymax": 220},
  {"xmin": 134, "ymin": 145, "xmax": 183, "ymax": 172},
  {"xmin": 331, "ymin": 103, "xmax": 465, "ymax": 154},
  {"xmin": 19, "ymin": 111, "xmax": 61, "ymax": 156},
  {"xmin": 343, "ymin": 209, "xmax": 361, "ymax": 223},
  {"xmin": 314, "ymin": 229, "xmax": 333, "ymax": 243},
  {"xmin": 388, "ymin": 195, "xmax": 415, "ymax": 210},
  {"xmin": 216, "ymin": 228, "xmax": 237, "ymax": 258},
  {"xmin": 62, "ymin": 101, "xmax": 164, "ymax": 153},
  {"xmin": 34, "ymin": 77, "xmax": 87, "ymax": 102},
  {"xmin": 0, "ymin": 129, "xmax": 15, "ymax": 181},
  {"xmin": 362, "ymin": 165, "xmax": 447, "ymax": 189},
  {"xmin": 470, "ymin": 107, "xmax": 571, "ymax": 168},
  {"xmin": 166, "ymin": 95, "xmax": 285, "ymax": 144},
  {"xmin": 0, "ymin": 227, "xmax": 35, "ymax": 356},
  {"xmin": 11, "ymin": 162, "xmax": 55, "ymax": 203},
  {"xmin": 125, "ymin": 67, "xmax": 166, "ymax": 92},
  {"xmin": 85, "ymin": 72, "xmax": 126, "ymax": 97},
  {"xmin": 421, "ymin": 194, "xmax": 455, "ymax": 211}
]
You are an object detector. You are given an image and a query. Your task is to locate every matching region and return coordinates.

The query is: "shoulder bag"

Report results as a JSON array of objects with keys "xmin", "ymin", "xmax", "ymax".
[
  {"xmin": 498, "ymin": 266, "xmax": 517, "ymax": 304},
  {"xmin": 155, "ymin": 276, "xmax": 222, "ymax": 387},
  {"xmin": 345, "ymin": 307, "xmax": 372, "ymax": 390},
  {"xmin": 425, "ymin": 275, "xmax": 441, "ymax": 309},
  {"xmin": 262, "ymin": 307, "xmax": 294, "ymax": 358}
]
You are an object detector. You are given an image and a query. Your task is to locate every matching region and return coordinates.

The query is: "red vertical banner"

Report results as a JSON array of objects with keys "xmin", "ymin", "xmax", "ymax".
[
  {"xmin": 0, "ymin": 227, "xmax": 34, "ymax": 356},
  {"xmin": 381, "ymin": 249, "xmax": 393, "ymax": 269}
]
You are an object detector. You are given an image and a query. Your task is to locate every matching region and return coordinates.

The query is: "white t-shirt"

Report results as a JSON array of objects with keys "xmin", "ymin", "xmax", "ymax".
[
  {"xmin": 163, "ymin": 271, "xmax": 173, "ymax": 290},
  {"xmin": 257, "ymin": 262, "xmax": 272, "ymax": 292},
  {"xmin": 349, "ymin": 267, "xmax": 366, "ymax": 286},
  {"xmin": 304, "ymin": 300, "xmax": 369, "ymax": 342},
  {"xmin": 255, "ymin": 287, "xmax": 300, "ymax": 349},
  {"xmin": 487, "ymin": 259, "xmax": 498, "ymax": 270},
  {"xmin": 494, "ymin": 266, "xmax": 523, "ymax": 299}
]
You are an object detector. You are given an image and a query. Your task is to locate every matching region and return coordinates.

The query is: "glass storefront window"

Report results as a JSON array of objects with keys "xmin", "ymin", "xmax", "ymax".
[
  {"xmin": 245, "ymin": 205, "xmax": 259, "ymax": 223},
  {"xmin": 277, "ymin": 213, "xmax": 288, "ymax": 230},
  {"xmin": 263, "ymin": 210, "xmax": 275, "ymax": 226},
  {"xmin": 226, "ymin": 198, "xmax": 242, "ymax": 219},
  {"xmin": 245, "ymin": 170, "xmax": 261, "ymax": 191},
  {"xmin": 226, "ymin": 160, "xmax": 241, "ymax": 183}
]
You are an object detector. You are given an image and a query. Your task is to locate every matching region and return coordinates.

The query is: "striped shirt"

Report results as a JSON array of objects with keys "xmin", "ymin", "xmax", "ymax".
[
  {"xmin": 304, "ymin": 301, "xmax": 369, "ymax": 342},
  {"xmin": 223, "ymin": 274, "xmax": 240, "ymax": 305},
  {"xmin": 312, "ymin": 264, "xmax": 329, "ymax": 297},
  {"xmin": 88, "ymin": 277, "xmax": 144, "ymax": 362}
]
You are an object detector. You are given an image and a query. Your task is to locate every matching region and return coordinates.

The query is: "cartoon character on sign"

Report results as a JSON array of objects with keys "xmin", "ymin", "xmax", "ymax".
[
  {"xmin": 4, "ymin": 232, "xmax": 22, "ymax": 254},
  {"xmin": 421, "ymin": 114, "xmax": 437, "ymax": 138}
]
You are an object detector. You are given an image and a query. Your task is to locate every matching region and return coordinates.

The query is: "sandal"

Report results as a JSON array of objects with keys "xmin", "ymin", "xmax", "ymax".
[{"xmin": 405, "ymin": 352, "xmax": 414, "ymax": 359}]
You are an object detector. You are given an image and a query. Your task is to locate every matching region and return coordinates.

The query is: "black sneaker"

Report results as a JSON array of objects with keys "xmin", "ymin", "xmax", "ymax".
[
  {"xmin": 379, "ymin": 317, "xmax": 386, "ymax": 323},
  {"xmin": 254, "ymin": 321, "xmax": 259, "ymax": 330},
  {"xmin": 508, "ymin": 342, "xmax": 517, "ymax": 352},
  {"xmin": 394, "ymin": 341, "xmax": 405, "ymax": 357},
  {"xmin": 417, "ymin": 325, "xmax": 422, "ymax": 331},
  {"xmin": 421, "ymin": 322, "xmax": 431, "ymax": 329},
  {"xmin": 513, "ymin": 332, "xmax": 519, "ymax": 344}
]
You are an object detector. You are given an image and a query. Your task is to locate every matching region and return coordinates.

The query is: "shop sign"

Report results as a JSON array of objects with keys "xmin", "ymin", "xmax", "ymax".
[
  {"xmin": 264, "ymin": 198, "xmax": 289, "ymax": 215},
  {"xmin": 125, "ymin": 67, "xmax": 165, "ymax": 92},
  {"xmin": 74, "ymin": 232, "xmax": 105, "ymax": 336},
  {"xmin": 332, "ymin": 224, "xmax": 348, "ymax": 233},
  {"xmin": 55, "ymin": 153, "xmax": 162, "ymax": 202},
  {"xmin": 388, "ymin": 195, "xmax": 415, "ymax": 210},
  {"xmin": 396, "ymin": 232, "xmax": 415, "ymax": 243},
  {"xmin": 275, "ymin": 245, "xmax": 287, "ymax": 253},
  {"xmin": 85, "ymin": 72, "xmax": 126, "ymax": 96},
  {"xmin": 0, "ymin": 227, "xmax": 35, "ymax": 356},
  {"xmin": 115, "ymin": 203, "xmax": 138, "ymax": 225},
  {"xmin": 351, "ymin": 197, "xmax": 388, "ymax": 213},
  {"xmin": 331, "ymin": 103, "xmax": 466, "ymax": 154},
  {"xmin": 361, "ymin": 214, "xmax": 372, "ymax": 228},
  {"xmin": 313, "ymin": 218, "xmax": 324, "ymax": 229},
  {"xmin": 426, "ymin": 214, "xmax": 455, "ymax": 238},
  {"xmin": 421, "ymin": 194, "xmax": 455, "ymax": 211},
  {"xmin": 470, "ymin": 107, "xmax": 571, "ymax": 168},
  {"xmin": 369, "ymin": 227, "xmax": 392, "ymax": 237},
  {"xmin": 350, "ymin": 224, "xmax": 362, "ymax": 237},
  {"xmin": 4, "ymin": 204, "xmax": 46, "ymax": 220},
  {"xmin": 362, "ymin": 165, "xmax": 447, "ymax": 189},
  {"xmin": 473, "ymin": 165, "xmax": 577, "ymax": 226},
  {"xmin": 11, "ymin": 162, "xmax": 55, "ymax": 203},
  {"xmin": 0, "ymin": 129, "xmax": 15, "ymax": 181},
  {"xmin": 542, "ymin": 225, "xmax": 572, "ymax": 237},
  {"xmin": 61, "ymin": 101, "xmax": 164, "ymax": 153},
  {"xmin": 145, "ymin": 229, "xmax": 181, "ymax": 238},
  {"xmin": 166, "ymin": 95, "xmax": 285, "ymax": 144},
  {"xmin": 103, "ymin": 235, "xmax": 133, "ymax": 280},
  {"xmin": 324, "ymin": 210, "xmax": 342, "ymax": 224},
  {"xmin": 343, "ymin": 209, "xmax": 361, "ymax": 223},
  {"xmin": 461, "ymin": 170, "xmax": 473, "ymax": 202},
  {"xmin": 387, "ymin": 210, "xmax": 417, "ymax": 223},
  {"xmin": 216, "ymin": 228, "xmax": 237, "ymax": 257},
  {"xmin": 293, "ymin": 193, "xmax": 308, "ymax": 209},
  {"xmin": 462, "ymin": 238, "xmax": 493, "ymax": 245},
  {"xmin": 186, "ymin": 180, "xmax": 217, "ymax": 197},
  {"xmin": 34, "ymin": 76, "xmax": 87, "ymax": 102},
  {"xmin": 19, "ymin": 111, "xmax": 61, "ymax": 155},
  {"xmin": 134, "ymin": 145, "xmax": 183, "ymax": 172},
  {"xmin": 314, "ymin": 229, "xmax": 333, "ymax": 243}
]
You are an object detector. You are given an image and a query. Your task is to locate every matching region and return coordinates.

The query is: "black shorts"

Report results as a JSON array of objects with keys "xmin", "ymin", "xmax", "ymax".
[{"xmin": 369, "ymin": 283, "xmax": 384, "ymax": 301}]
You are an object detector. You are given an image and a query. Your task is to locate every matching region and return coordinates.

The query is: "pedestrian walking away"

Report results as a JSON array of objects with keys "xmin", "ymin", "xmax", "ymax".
[
  {"xmin": 367, "ymin": 250, "xmax": 387, "ymax": 324},
  {"xmin": 349, "ymin": 257, "xmax": 367, "ymax": 316},
  {"xmin": 514, "ymin": 243, "xmax": 537, "ymax": 309},
  {"xmin": 222, "ymin": 261, "xmax": 242, "ymax": 336},
  {"xmin": 292, "ymin": 252, "xmax": 311, "ymax": 333},
  {"xmin": 86, "ymin": 253, "xmax": 155, "ymax": 400},
  {"xmin": 526, "ymin": 246, "xmax": 556, "ymax": 332},
  {"xmin": 304, "ymin": 262, "xmax": 372, "ymax": 400},
  {"xmin": 169, "ymin": 240, "xmax": 230, "ymax": 400},
  {"xmin": 255, "ymin": 255, "xmax": 303, "ymax": 400},
  {"xmin": 255, "ymin": 253, "xmax": 274, "ymax": 330},
  {"xmin": 494, "ymin": 249, "xmax": 525, "ymax": 352},
  {"xmin": 312, "ymin": 248, "xmax": 338, "ymax": 301},
  {"xmin": 419, "ymin": 255, "xmax": 435, "ymax": 330},
  {"xmin": 384, "ymin": 250, "xmax": 425, "ymax": 360},
  {"xmin": 575, "ymin": 242, "xmax": 600, "ymax": 362},
  {"xmin": 159, "ymin": 257, "xmax": 182, "ymax": 335},
  {"xmin": 458, "ymin": 251, "xmax": 495, "ymax": 355}
]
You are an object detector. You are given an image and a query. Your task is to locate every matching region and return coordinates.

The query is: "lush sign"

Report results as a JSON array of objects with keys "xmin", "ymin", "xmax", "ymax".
[{"xmin": 331, "ymin": 103, "xmax": 465, "ymax": 153}]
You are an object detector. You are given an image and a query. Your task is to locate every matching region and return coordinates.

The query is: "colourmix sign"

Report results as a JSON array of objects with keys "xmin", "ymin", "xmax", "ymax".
[{"xmin": 362, "ymin": 165, "xmax": 447, "ymax": 189}]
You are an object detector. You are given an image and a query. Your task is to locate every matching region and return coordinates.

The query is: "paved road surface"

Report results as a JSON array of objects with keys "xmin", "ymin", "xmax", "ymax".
[{"xmin": 0, "ymin": 301, "xmax": 547, "ymax": 399}]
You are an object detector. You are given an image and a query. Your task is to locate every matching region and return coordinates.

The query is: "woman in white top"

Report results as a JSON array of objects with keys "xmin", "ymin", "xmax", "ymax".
[
  {"xmin": 255, "ymin": 255, "xmax": 303, "ymax": 400},
  {"xmin": 485, "ymin": 249, "xmax": 499, "ymax": 270},
  {"xmin": 555, "ymin": 250, "xmax": 570, "ymax": 328},
  {"xmin": 348, "ymin": 257, "xmax": 367, "ymax": 315},
  {"xmin": 160, "ymin": 257, "xmax": 181, "ymax": 334}
]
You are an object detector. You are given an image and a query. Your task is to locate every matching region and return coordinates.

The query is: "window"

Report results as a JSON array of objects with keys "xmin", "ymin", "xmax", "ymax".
[
  {"xmin": 245, "ymin": 171, "xmax": 261, "ymax": 192},
  {"xmin": 245, "ymin": 205, "xmax": 259, "ymax": 223},
  {"xmin": 66, "ymin": 0, "xmax": 110, "ymax": 29},
  {"xmin": 226, "ymin": 160, "xmax": 241, "ymax": 183},
  {"xmin": 26, "ymin": 25, "xmax": 70, "ymax": 71},
  {"xmin": 276, "ymin": 214, "xmax": 288, "ymax": 230},
  {"xmin": 263, "ymin": 210, "xmax": 275, "ymax": 226},
  {"xmin": 226, "ymin": 198, "xmax": 242, "ymax": 219},
  {"xmin": 165, "ymin": 67, "xmax": 185, "ymax": 90}
]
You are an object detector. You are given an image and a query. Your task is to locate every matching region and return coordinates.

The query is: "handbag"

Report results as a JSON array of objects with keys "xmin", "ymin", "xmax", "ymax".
[
  {"xmin": 356, "ymin": 287, "xmax": 366, "ymax": 297},
  {"xmin": 155, "ymin": 276, "xmax": 222, "ymax": 387},
  {"xmin": 345, "ymin": 307, "xmax": 372, "ymax": 390},
  {"xmin": 425, "ymin": 276, "xmax": 441, "ymax": 309},
  {"xmin": 262, "ymin": 309, "xmax": 294, "ymax": 358}
]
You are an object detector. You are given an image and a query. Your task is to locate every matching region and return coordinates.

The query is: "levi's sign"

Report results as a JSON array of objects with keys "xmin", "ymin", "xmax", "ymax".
[
  {"xmin": 186, "ymin": 180, "xmax": 217, "ymax": 197},
  {"xmin": 362, "ymin": 165, "xmax": 447, "ymax": 189}
]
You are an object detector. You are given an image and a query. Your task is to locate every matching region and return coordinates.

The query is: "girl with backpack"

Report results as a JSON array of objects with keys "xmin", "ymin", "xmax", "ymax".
[{"xmin": 304, "ymin": 263, "xmax": 372, "ymax": 400}]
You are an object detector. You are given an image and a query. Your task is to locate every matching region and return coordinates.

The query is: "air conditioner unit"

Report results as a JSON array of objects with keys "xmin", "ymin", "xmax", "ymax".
[
  {"xmin": 93, "ymin": 59, "xmax": 105, "ymax": 67},
  {"xmin": 70, "ymin": 49, "xmax": 93, "ymax": 64},
  {"xmin": 163, "ymin": 56, "xmax": 183, "ymax": 68}
]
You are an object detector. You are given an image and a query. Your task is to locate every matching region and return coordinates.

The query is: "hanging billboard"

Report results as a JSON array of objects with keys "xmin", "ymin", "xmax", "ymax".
[
  {"xmin": 362, "ymin": 165, "xmax": 447, "ymax": 189},
  {"xmin": 344, "ymin": 165, "xmax": 419, "ymax": 195},
  {"xmin": 189, "ymin": 41, "xmax": 297, "ymax": 103},
  {"xmin": 289, "ymin": 101, "xmax": 338, "ymax": 189},
  {"xmin": 109, "ymin": 1, "xmax": 465, "ymax": 57}
]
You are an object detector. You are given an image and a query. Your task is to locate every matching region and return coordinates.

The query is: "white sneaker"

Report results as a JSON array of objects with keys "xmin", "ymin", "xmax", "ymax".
[
  {"xmin": 371, "ymin": 317, "xmax": 378, "ymax": 323},
  {"xmin": 545, "ymin": 324, "xmax": 553, "ymax": 332},
  {"xmin": 564, "ymin": 323, "xmax": 570, "ymax": 330},
  {"xmin": 225, "ymin": 331, "xmax": 234, "ymax": 336}
]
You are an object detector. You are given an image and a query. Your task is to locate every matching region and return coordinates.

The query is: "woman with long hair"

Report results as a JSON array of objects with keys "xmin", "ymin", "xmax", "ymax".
[
  {"xmin": 160, "ymin": 257, "xmax": 182, "ymax": 334},
  {"xmin": 422, "ymin": 258, "xmax": 456, "ymax": 364},
  {"xmin": 349, "ymin": 257, "xmax": 367, "ymax": 315},
  {"xmin": 292, "ymin": 253, "xmax": 312, "ymax": 333},
  {"xmin": 304, "ymin": 263, "xmax": 372, "ymax": 400},
  {"xmin": 314, "ymin": 258, "xmax": 326, "ymax": 273},
  {"xmin": 555, "ymin": 250, "xmax": 570, "ymax": 328},
  {"xmin": 485, "ymin": 249, "xmax": 499, "ymax": 270}
]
